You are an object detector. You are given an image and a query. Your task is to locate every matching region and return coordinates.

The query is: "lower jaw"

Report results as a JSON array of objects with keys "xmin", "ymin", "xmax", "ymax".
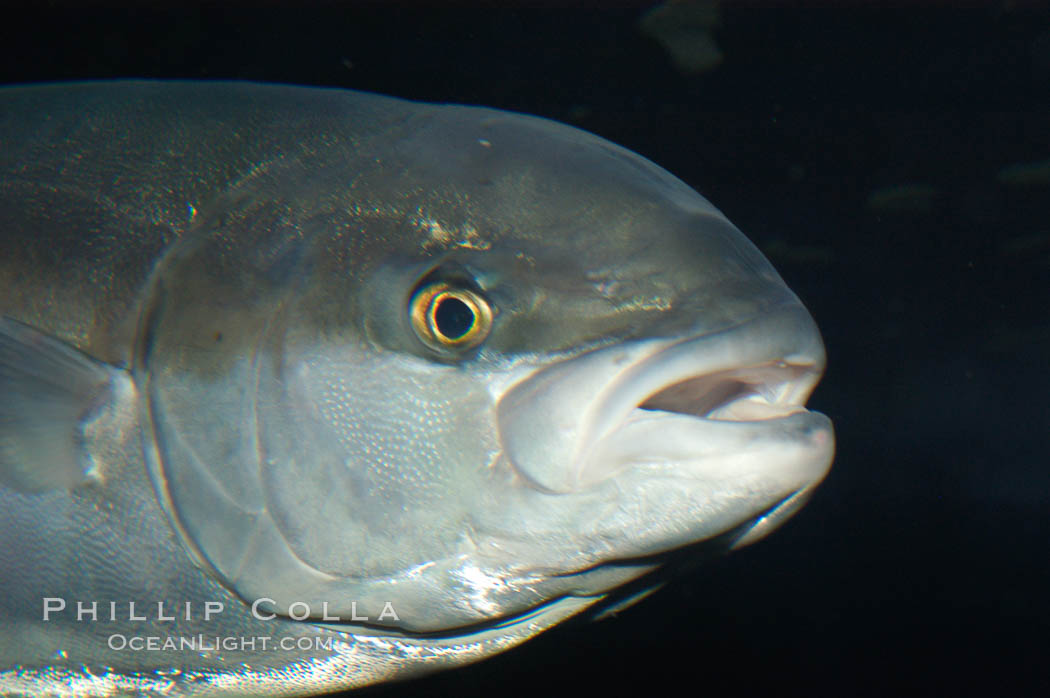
[{"xmin": 579, "ymin": 407, "xmax": 834, "ymax": 489}]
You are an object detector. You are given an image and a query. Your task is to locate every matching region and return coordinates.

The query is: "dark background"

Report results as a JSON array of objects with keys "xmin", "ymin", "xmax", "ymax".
[{"xmin": 3, "ymin": 2, "xmax": 1048, "ymax": 696}]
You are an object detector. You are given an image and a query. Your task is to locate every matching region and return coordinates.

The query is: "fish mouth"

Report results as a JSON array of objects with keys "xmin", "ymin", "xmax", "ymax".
[
  {"xmin": 583, "ymin": 347, "xmax": 833, "ymax": 549},
  {"xmin": 638, "ymin": 362, "xmax": 816, "ymax": 423},
  {"xmin": 498, "ymin": 302, "xmax": 834, "ymax": 501},
  {"xmin": 572, "ymin": 301, "xmax": 831, "ymax": 489}
]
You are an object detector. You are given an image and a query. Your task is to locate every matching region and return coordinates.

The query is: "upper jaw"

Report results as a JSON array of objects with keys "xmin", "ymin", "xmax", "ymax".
[{"xmin": 497, "ymin": 302, "xmax": 831, "ymax": 494}]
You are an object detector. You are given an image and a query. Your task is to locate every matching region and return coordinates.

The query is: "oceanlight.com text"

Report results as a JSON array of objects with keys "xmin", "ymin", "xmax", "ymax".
[{"xmin": 107, "ymin": 634, "xmax": 337, "ymax": 652}]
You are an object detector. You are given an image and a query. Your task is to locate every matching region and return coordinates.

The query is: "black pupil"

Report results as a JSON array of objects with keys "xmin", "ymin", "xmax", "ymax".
[{"xmin": 434, "ymin": 296, "xmax": 475, "ymax": 340}]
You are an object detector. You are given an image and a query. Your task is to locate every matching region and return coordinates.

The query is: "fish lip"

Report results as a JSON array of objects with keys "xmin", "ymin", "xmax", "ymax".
[
  {"xmin": 496, "ymin": 302, "xmax": 830, "ymax": 494},
  {"xmin": 635, "ymin": 360, "xmax": 821, "ymax": 423},
  {"xmin": 623, "ymin": 304, "xmax": 826, "ymax": 426},
  {"xmin": 574, "ymin": 303, "xmax": 829, "ymax": 487}
]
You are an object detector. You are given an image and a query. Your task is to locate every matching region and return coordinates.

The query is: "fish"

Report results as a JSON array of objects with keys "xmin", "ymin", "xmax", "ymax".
[{"xmin": 0, "ymin": 81, "xmax": 834, "ymax": 696}]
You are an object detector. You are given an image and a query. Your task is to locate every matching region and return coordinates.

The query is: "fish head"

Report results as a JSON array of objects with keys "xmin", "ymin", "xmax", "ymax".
[{"xmin": 140, "ymin": 103, "xmax": 833, "ymax": 637}]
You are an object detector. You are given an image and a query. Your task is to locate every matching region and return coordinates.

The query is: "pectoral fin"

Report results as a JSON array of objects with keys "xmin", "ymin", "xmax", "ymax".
[{"xmin": 0, "ymin": 317, "xmax": 120, "ymax": 493}]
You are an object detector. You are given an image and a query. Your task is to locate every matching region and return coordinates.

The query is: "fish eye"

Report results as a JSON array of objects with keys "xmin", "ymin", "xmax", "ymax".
[{"xmin": 409, "ymin": 280, "xmax": 493, "ymax": 353}]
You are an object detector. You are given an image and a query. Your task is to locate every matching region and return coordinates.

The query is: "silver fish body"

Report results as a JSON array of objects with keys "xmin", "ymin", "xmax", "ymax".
[{"xmin": 0, "ymin": 81, "xmax": 833, "ymax": 696}]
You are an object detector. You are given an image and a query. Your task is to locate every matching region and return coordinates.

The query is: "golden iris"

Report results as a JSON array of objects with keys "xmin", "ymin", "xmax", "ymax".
[{"xmin": 409, "ymin": 281, "xmax": 493, "ymax": 352}]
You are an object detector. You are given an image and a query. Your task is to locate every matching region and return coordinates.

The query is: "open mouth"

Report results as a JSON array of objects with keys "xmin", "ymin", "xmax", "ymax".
[
  {"xmin": 497, "ymin": 304, "xmax": 831, "ymax": 494},
  {"xmin": 585, "ymin": 326, "xmax": 826, "ymax": 454},
  {"xmin": 637, "ymin": 362, "xmax": 817, "ymax": 423},
  {"xmin": 572, "ymin": 352, "xmax": 826, "ymax": 482}
]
